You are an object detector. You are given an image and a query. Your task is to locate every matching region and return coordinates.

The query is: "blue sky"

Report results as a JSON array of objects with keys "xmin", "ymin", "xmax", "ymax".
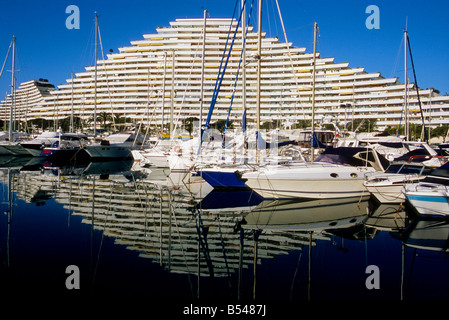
[{"xmin": 1, "ymin": 0, "xmax": 448, "ymax": 100}]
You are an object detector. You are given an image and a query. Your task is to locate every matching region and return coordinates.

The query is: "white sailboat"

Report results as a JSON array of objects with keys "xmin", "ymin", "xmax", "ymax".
[
  {"xmin": 0, "ymin": 36, "xmax": 31, "ymax": 156},
  {"xmin": 80, "ymin": 13, "xmax": 148, "ymax": 161},
  {"xmin": 363, "ymin": 29, "xmax": 445, "ymax": 204}
]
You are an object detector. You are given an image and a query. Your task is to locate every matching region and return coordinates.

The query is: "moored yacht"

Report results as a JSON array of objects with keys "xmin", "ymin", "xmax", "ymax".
[
  {"xmin": 83, "ymin": 131, "xmax": 146, "ymax": 160},
  {"xmin": 40, "ymin": 132, "xmax": 90, "ymax": 162},
  {"xmin": 19, "ymin": 131, "xmax": 61, "ymax": 156},
  {"xmin": 241, "ymin": 147, "xmax": 389, "ymax": 200},
  {"xmin": 0, "ymin": 138, "xmax": 32, "ymax": 156},
  {"xmin": 364, "ymin": 160, "xmax": 436, "ymax": 204},
  {"xmin": 403, "ymin": 162, "xmax": 449, "ymax": 217}
]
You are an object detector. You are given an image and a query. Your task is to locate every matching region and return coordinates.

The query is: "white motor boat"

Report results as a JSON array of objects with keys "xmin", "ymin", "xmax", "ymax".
[
  {"xmin": 403, "ymin": 182, "xmax": 449, "ymax": 217},
  {"xmin": 242, "ymin": 147, "xmax": 389, "ymax": 200},
  {"xmin": 84, "ymin": 131, "xmax": 145, "ymax": 160},
  {"xmin": 20, "ymin": 131, "xmax": 61, "ymax": 156},
  {"xmin": 403, "ymin": 162, "xmax": 449, "ymax": 217},
  {"xmin": 364, "ymin": 161, "xmax": 433, "ymax": 204}
]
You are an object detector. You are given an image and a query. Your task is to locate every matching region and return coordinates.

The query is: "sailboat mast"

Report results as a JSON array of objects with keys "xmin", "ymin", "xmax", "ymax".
[
  {"xmin": 161, "ymin": 52, "xmax": 167, "ymax": 133},
  {"xmin": 256, "ymin": 0, "xmax": 262, "ymax": 134},
  {"xmin": 170, "ymin": 51, "xmax": 175, "ymax": 137},
  {"xmin": 199, "ymin": 9, "xmax": 207, "ymax": 138},
  {"xmin": 71, "ymin": 72, "xmax": 74, "ymax": 132},
  {"xmin": 255, "ymin": 0, "xmax": 262, "ymax": 160},
  {"xmin": 242, "ymin": 0, "xmax": 247, "ymax": 138},
  {"xmin": 94, "ymin": 12, "xmax": 98, "ymax": 138},
  {"xmin": 311, "ymin": 22, "xmax": 317, "ymax": 161},
  {"xmin": 9, "ymin": 36, "xmax": 16, "ymax": 142},
  {"xmin": 404, "ymin": 28, "xmax": 408, "ymax": 140}
]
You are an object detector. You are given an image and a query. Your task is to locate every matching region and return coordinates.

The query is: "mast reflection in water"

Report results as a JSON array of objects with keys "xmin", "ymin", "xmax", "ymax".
[{"xmin": 0, "ymin": 156, "xmax": 448, "ymax": 302}]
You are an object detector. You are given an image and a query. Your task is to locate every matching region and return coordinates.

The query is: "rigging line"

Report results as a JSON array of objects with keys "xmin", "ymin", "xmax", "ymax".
[
  {"xmin": 264, "ymin": 0, "xmax": 272, "ymax": 38},
  {"xmin": 0, "ymin": 39, "xmax": 13, "ymax": 81},
  {"xmin": 216, "ymin": 214, "xmax": 233, "ymax": 290},
  {"xmin": 284, "ymin": 22, "xmax": 314, "ymax": 33},
  {"xmin": 80, "ymin": 19, "xmax": 96, "ymax": 71},
  {"xmin": 197, "ymin": 0, "xmax": 246, "ymax": 154},
  {"xmin": 97, "ymin": 23, "xmax": 117, "ymax": 129},
  {"xmin": 223, "ymin": 0, "xmax": 255, "ymax": 135},
  {"xmin": 170, "ymin": 30, "xmax": 205, "ymax": 138},
  {"xmin": 390, "ymin": 38, "xmax": 404, "ymax": 79},
  {"xmin": 397, "ymin": 32, "xmax": 408, "ymax": 137},
  {"xmin": 204, "ymin": 0, "xmax": 247, "ymax": 130},
  {"xmin": 406, "ymin": 33, "xmax": 427, "ymax": 142},
  {"xmin": 289, "ymin": 247, "xmax": 304, "ymax": 301},
  {"xmin": 195, "ymin": 207, "xmax": 215, "ymax": 279},
  {"xmin": 269, "ymin": 0, "xmax": 279, "ymax": 37},
  {"xmin": 275, "ymin": 0, "xmax": 307, "ymax": 118},
  {"xmin": 92, "ymin": 180, "xmax": 115, "ymax": 285},
  {"xmin": 405, "ymin": 247, "xmax": 417, "ymax": 300},
  {"xmin": 199, "ymin": 0, "xmax": 247, "ymax": 155},
  {"xmin": 168, "ymin": 191, "xmax": 195, "ymax": 294}
]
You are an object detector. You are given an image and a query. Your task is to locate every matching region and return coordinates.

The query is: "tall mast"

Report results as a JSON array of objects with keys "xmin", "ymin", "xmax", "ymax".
[
  {"xmin": 242, "ymin": 0, "xmax": 247, "ymax": 134},
  {"xmin": 256, "ymin": 0, "xmax": 262, "ymax": 157},
  {"xmin": 9, "ymin": 36, "xmax": 16, "ymax": 142},
  {"xmin": 71, "ymin": 72, "xmax": 74, "ymax": 132},
  {"xmin": 170, "ymin": 51, "xmax": 175, "ymax": 137},
  {"xmin": 94, "ymin": 12, "xmax": 98, "ymax": 138},
  {"xmin": 404, "ymin": 27, "xmax": 408, "ymax": 140},
  {"xmin": 161, "ymin": 52, "xmax": 167, "ymax": 134},
  {"xmin": 199, "ymin": 9, "xmax": 207, "ymax": 138},
  {"xmin": 311, "ymin": 22, "xmax": 317, "ymax": 161}
]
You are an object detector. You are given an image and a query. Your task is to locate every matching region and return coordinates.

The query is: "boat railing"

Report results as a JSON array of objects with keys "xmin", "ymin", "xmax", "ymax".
[{"xmin": 407, "ymin": 154, "xmax": 449, "ymax": 164}]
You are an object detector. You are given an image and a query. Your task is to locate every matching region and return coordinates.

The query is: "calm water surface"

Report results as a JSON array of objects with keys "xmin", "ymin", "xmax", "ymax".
[{"xmin": 1, "ymin": 157, "xmax": 448, "ymax": 311}]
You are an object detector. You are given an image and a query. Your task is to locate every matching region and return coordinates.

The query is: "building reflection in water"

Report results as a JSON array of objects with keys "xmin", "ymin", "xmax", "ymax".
[{"xmin": 1, "ymin": 157, "xmax": 448, "ymax": 300}]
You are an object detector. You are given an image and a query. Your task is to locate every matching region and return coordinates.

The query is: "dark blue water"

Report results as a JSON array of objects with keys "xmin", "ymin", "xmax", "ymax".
[{"xmin": 1, "ymin": 162, "xmax": 448, "ymax": 313}]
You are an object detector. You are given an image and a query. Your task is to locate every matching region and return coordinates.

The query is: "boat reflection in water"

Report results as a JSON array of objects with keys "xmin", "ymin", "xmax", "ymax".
[
  {"xmin": 0, "ymin": 159, "xmax": 448, "ymax": 302},
  {"xmin": 241, "ymin": 196, "xmax": 371, "ymax": 232}
]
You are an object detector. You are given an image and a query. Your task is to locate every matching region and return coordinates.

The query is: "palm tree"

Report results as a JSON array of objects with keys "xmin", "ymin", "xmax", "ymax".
[{"xmin": 96, "ymin": 112, "xmax": 113, "ymax": 131}]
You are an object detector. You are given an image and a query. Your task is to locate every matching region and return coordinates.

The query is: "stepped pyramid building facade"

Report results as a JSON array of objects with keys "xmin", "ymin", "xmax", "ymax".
[{"xmin": 1, "ymin": 17, "xmax": 449, "ymax": 133}]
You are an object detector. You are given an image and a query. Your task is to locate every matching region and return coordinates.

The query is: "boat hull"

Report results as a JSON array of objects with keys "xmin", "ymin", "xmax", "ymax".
[
  {"xmin": 41, "ymin": 147, "xmax": 90, "ymax": 163},
  {"xmin": 243, "ymin": 164, "xmax": 375, "ymax": 199},
  {"xmin": 0, "ymin": 143, "xmax": 32, "ymax": 156},
  {"xmin": 404, "ymin": 183, "xmax": 449, "ymax": 217},
  {"xmin": 199, "ymin": 168, "xmax": 248, "ymax": 189},
  {"xmin": 366, "ymin": 184, "xmax": 406, "ymax": 203},
  {"xmin": 84, "ymin": 145, "xmax": 132, "ymax": 160},
  {"xmin": 364, "ymin": 173, "xmax": 425, "ymax": 204}
]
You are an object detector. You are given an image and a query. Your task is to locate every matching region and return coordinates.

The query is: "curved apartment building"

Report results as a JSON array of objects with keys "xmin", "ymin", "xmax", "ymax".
[{"xmin": 2, "ymin": 17, "xmax": 449, "ymax": 133}]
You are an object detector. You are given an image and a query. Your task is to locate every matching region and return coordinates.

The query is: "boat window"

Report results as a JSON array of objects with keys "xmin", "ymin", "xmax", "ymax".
[
  {"xmin": 350, "ymin": 173, "xmax": 358, "ymax": 178},
  {"xmin": 330, "ymin": 173, "xmax": 339, "ymax": 178}
]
